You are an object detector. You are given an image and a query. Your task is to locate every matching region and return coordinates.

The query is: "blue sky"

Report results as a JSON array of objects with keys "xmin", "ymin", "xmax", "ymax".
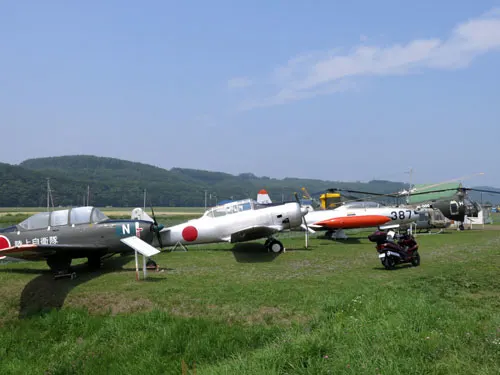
[{"xmin": 1, "ymin": 1, "xmax": 500, "ymax": 187}]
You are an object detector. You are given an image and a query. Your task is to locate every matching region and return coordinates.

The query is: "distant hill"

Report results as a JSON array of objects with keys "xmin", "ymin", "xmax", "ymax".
[
  {"xmin": 0, "ymin": 154, "xmax": 411, "ymax": 207},
  {"xmin": 0, "ymin": 162, "xmax": 87, "ymax": 207}
]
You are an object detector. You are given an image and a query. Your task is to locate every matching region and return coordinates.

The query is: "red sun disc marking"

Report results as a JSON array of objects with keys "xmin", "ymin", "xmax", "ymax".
[
  {"xmin": 182, "ymin": 226, "xmax": 198, "ymax": 242},
  {"xmin": 0, "ymin": 236, "xmax": 11, "ymax": 250}
]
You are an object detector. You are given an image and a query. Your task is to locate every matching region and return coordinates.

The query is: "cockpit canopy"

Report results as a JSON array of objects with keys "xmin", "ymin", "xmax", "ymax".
[
  {"xmin": 342, "ymin": 201, "xmax": 385, "ymax": 209},
  {"xmin": 202, "ymin": 199, "xmax": 255, "ymax": 218},
  {"xmin": 18, "ymin": 206, "xmax": 109, "ymax": 230}
]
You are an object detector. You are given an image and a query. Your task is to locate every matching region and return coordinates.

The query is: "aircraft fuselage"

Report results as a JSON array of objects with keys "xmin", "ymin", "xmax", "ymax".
[
  {"xmin": 0, "ymin": 220, "xmax": 154, "ymax": 261},
  {"xmin": 155, "ymin": 202, "xmax": 304, "ymax": 246}
]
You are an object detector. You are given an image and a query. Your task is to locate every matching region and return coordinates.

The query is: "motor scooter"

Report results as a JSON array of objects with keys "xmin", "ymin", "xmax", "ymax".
[{"xmin": 368, "ymin": 230, "xmax": 420, "ymax": 270}]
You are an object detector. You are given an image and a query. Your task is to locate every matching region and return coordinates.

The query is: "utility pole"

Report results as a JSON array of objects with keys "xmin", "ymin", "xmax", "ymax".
[
  {"xmin": 143, "ymin": 189, "xmax": 147, "ymax": 209},
  {"xmin": 87, "ymin": 185, "xmax": 90, "ymax": 206},
  {"xmin": 47, "ymin": 178, "xmax": 50, "ymax": 212},
  {"xmin": 204, "ymin": 190, "xmax": 207, "ymax": 210}
]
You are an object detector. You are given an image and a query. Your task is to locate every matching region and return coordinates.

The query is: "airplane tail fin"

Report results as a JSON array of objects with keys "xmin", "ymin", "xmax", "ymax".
[
  {"xmin": 257, "ymin": 189, "xmax": 272, "ymax": 204},
  {"xmin": 131, "ymin": 207, "xmax": 154, "ymax": 222}
]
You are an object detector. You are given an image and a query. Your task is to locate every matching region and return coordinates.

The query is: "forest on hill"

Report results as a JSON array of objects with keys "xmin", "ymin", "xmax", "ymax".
[{"xmin": 0, "ymin": 154, "xmax": 425, "ymax": 207}]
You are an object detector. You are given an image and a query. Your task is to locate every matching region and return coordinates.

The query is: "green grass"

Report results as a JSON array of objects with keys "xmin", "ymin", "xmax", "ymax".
[{"xmin": 0, "ymin": 229, "xmax": 499, "ymax": 374}]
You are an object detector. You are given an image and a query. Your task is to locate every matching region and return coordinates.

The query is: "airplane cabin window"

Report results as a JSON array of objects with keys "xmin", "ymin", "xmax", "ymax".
[
  {"xmin": 213, "ymin": 209, "xmax": 226, "ymax": 217},
  {"xmin": 70, "ymin": 207, "xmax": 93, "ymax": 225},
  {"xmin": 91, "ymin": 208, "xmax": 109, "ymax": 223},
  {"xmin": 19, "ymin": 212, "xmax": 51, "ymax": 230},
  {"xmin": 240, "ymin": 202, "xmax": 252, "ymax": 211},
  {"xmin": 50, "ymin": 209, "xmax": 70, "ymax": 227}
]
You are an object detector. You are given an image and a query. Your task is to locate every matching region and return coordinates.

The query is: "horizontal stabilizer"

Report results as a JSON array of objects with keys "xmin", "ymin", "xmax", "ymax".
[
  {"xmin": 379, "ymin": 223, "xmax": 401, "ymax": 230},
  {"xmin": 120, "ymin": 236, "xmax": 160, "ymax": 257}
]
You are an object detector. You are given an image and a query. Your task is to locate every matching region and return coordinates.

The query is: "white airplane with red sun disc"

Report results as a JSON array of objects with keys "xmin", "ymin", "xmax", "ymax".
[{"xmin": 131, "ymin": 198, "xmax": 309, "ymax": 253}]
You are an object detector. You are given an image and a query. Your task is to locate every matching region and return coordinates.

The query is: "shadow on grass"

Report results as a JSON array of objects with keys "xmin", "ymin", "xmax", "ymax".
[
  {"xmin": 316, "ymin": 238, "xmax": 363, "ymax": 244},
  {"xmin": 231, "ymin": 243, "xmax": 282, "ymax": 263},
  {"xmin": 372, "ymin": 264, "xmax": 416, "ymax": 271},
  {"xmin": 0, "ymin": 255, "xmax": 170, "ymax": 319}
]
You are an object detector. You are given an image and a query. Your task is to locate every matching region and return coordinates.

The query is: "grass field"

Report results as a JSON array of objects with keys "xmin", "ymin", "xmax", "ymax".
[{"xmin": 0, "ymin": 224, "xmax": 499, "ymax": 374}]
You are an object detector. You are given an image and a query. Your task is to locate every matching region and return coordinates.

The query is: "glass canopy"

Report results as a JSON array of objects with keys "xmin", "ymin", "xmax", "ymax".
[{"xmin": 18, "ymin": 207, "xmax": 110, "ymax": 230}]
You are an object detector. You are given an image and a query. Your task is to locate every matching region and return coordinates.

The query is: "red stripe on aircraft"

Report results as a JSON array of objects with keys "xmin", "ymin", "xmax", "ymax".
[
  {"xmin": 0, "ymin": 244, "xmax": 38, "ymax": 254},
  {"xmin": 313, "ymin": 215, "xmax": 391, "ymax": 229}
]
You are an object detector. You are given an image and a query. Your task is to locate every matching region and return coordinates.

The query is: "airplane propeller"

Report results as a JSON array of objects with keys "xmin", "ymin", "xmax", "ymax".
[
  {"xmin": 294, "ymin": 193, "xmax": 314, "ymax": 249},
  {"xmin": 149, "ymin": 204, "xmax": 165, "ymax": 250}
]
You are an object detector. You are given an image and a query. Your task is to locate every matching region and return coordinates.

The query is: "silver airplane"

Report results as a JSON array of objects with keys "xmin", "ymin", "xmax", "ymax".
[{"xmin": 132, "ymin": 198, "xmax": 309, "ymax": 253}]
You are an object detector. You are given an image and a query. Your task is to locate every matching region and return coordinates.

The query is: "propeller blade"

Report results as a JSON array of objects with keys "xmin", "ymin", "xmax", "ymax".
[
  {"xmin": 300, "ymin": 223, "xmax": 315, "ymax": 233},
  {"xmin": 294, "ymin": 192, "xmax": 310, "ymax": 248},
  {"xmin": 150, "ymin": 205, "xmax": 158, "ymax": 226},
  {"xmin": 149, "ymin": 203, "xmax": 164, "ymax": 251}
]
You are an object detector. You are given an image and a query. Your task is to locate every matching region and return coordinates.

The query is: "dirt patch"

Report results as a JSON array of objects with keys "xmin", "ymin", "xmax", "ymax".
[{"xmin": 68, "ymin": 292, "xmax": 154, "ymax": 315}]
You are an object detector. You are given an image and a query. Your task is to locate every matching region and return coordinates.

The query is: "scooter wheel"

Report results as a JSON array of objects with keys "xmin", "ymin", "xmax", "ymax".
[
  {"xmin": 411, "ymin": 251, "xmax": 421, "ymax": 267},
  {"xmin": 383, "ymin": 256, "xmax": 396, "ymax": 270}
]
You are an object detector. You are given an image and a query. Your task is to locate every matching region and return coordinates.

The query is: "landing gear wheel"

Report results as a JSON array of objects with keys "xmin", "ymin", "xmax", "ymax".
[
  {"xmin": 146, "ymin": 259, "xmax": 157, "ymax": 269},
  {"xmin": 87, "ymin": 255, "xmax": 102, "ymax": 271},
  {"xmin": 383, "ymin": 256, "xmax": 396, "ymax": 270},
  {"xmin": 411, "ymin": 251, "xmax": 421, "ymax": 267},
  {"xmin": 267, "ymin": 239, "xmax": 284, "ymax": 253}
]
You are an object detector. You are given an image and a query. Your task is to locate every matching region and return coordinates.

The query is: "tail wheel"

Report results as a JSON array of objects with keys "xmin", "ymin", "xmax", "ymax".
[
  {"xmin": 411, "ymin": 251, "xmax": 421, "ymax": 267},
  {"xmin": 383, "ymin": 256, "xmax": 396, "ymax": 270},
  {"xmin": 267, "ymin": 239, "xmax": 284, "ymax": 253}
]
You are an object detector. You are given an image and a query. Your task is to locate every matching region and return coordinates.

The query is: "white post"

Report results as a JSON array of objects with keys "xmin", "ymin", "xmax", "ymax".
[
  {"xmin": 143, "ymin": 256, "xmax": 147, "ymax": 279},
  {"xmin": 134, "ymin": 250, "xmax": 139, "ymax": 281}
]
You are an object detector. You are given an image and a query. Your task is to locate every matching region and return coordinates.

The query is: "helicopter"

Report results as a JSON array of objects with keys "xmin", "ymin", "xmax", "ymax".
[{"xmin": 330, "ymin": 182, "xmax": 500, "ymax": 231}]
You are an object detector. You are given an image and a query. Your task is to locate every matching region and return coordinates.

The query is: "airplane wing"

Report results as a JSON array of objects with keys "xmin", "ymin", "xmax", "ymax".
[
  {"xmin": 0, "ymin": 237, "xmax": 159, "ymax": 259},
  {"xmin": 120, "ymin": 236, "xmax": 160, "ymax": 257},
  {"xmin": 0, "ymin": 243, "xmax": 108, "ymax": 257},
  {"xmin": 222, "ymin": 225, "xmax": 282, "ymax": 243}
]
